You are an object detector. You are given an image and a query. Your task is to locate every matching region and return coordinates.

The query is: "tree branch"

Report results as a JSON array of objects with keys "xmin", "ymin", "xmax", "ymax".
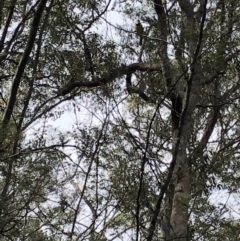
[
  {"xmin": 58, "ymin": 63, "xmax": 162, "ymax": 96},
  {"xmin": 177, "ymin": 0, "xmax": 195, "ymax": 22},
  {"xmin": 2, "ymin": 0, "xmax": 47, "ymax": 124}
]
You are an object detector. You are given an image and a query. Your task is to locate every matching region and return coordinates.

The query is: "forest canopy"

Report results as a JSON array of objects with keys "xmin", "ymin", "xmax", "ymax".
[{"xmin": 0, "ymin": 0, "xmax": 240, "ymax": 240}]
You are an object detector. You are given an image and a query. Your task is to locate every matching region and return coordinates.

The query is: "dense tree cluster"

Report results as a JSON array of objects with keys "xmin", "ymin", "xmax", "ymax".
[{"xmin": 0, "ymin": 0, "xmax": 240, "ymax": 240}]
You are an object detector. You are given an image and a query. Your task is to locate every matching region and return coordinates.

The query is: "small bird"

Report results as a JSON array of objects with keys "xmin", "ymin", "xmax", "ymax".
[{"xmin": 135, "ymin": 20, "xmax": 144, "ymax": 45}]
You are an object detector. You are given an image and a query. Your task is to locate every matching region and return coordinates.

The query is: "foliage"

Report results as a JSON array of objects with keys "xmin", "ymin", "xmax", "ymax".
[{"xmin": 0, "ymin": 0, "xmax": 240, "ymax": 240}]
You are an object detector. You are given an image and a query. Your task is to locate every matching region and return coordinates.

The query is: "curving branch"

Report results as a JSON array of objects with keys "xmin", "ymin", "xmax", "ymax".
[{"xmin": 58, "ymin": 62, "xmax": 162, "ymax": 96}]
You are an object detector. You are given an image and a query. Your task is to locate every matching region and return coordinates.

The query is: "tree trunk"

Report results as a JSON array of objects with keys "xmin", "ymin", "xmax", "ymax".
[
  {"xmin": 167, "ymin": 84, "xmax": 203, "ymax": 240},
  {"xmin": 169, "ymin": 130, "xmax": 190, "ymax": 241}
]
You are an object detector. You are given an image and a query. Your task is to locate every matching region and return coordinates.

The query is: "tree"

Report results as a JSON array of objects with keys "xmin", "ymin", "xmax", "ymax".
[{"xmin": 0, "ymin": 0, "xmax": 240, "ymax": 240}]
